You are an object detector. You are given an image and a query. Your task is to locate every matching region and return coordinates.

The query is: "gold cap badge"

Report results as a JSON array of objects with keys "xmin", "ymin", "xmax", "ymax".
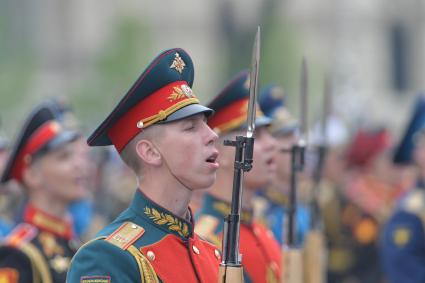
[{"xmin": 170, "ymin": 52, "xmax": 186, "ymax": 74}]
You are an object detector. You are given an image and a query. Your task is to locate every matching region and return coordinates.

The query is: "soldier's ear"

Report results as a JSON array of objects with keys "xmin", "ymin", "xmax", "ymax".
[
  {"xmin": 22, "ymin": 163, "xmax": 43, "ymax": 189},
  {"xmin": 135, "ymin": 139, "xmax": 162, "ymax": 166}
]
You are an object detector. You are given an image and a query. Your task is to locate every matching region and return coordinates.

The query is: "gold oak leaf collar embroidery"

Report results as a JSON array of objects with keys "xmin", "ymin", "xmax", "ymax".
[{"xmin": 144, "ymin": 207, "xmax": 190, "ymax": 238}]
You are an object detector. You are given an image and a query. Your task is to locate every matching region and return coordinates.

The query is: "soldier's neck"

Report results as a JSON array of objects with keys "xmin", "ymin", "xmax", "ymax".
[
  {"xmin": 208, "ymin": 169, "xmax": 255, "ymax": 210},
  {"xmin": 242, "ymin": 183, "xmax": 256, "ymax": 210},
  {"xmin": 242, "ymin": 190, "xmax": 254, "ymax": 210},
  {"xmin": 28, "ymin": 195, "xmax": 69, "ymax": 219},
  {"xmin": 271, "ymin": 175, "xmax": 290, "ymax": 195},
  {"xmin": 207, "ymin": 169, "xmax": 234, "ymax": 204},
  {"xmin": 137, "ymin": 175, "xmax": 191, "ymax": 219}
]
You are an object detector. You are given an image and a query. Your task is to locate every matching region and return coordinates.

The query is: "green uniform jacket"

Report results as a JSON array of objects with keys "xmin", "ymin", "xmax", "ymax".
[
  {"xmin": 0, "ymin": 204, "xmax": 79, "ymax": 283},
  {"xmin": 67, "ymin": 189, "xmax": 221, "ymax": 283}
]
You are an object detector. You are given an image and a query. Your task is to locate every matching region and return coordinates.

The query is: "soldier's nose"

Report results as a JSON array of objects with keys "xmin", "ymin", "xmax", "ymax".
[
  {"xmin": 264, "ymin": 132, "xmax": 277, "ymax": 151},
  {"xmin": 206, "ymin": 125, "xmax": 218, "ymax": 145}
]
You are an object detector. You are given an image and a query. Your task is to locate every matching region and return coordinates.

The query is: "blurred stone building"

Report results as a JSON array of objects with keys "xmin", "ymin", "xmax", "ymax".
[
  {"xmin": 1, "ymin": 0, "xmax": 425, "ymax": 137},
  {"xmin": 282, "ymin": 0, "xmax": 425, "ymax": 134}
]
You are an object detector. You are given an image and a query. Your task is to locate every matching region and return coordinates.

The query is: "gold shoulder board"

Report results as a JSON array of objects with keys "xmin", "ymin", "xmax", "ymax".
[{"xmin": 105, "ymin": 222, "xmax": 145, "ymax": 250}]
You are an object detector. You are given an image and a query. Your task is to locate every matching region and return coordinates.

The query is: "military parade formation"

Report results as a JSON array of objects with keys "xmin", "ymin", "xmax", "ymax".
[{"xmin": 0, "ymin": 26, "xmax": 425, "ymax": 283}]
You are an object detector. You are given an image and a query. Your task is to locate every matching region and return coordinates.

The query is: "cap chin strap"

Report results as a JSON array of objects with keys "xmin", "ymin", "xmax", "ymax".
[{"xmin": 151, "ymin": 142, "xmax": 193, "ymax": 191}]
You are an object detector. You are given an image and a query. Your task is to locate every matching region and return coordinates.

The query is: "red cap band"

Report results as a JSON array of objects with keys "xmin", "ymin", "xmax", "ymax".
[
  {"xmin": 207, "ymin": 98, "xmax": 249, "ymax": 134},
  {"xmin": 11, "ymin": 121, "xmax": 60, "ymax": 181},
  {"xmin": 107, "ymin": 80, "xmax": 199, "ymax": 152}
]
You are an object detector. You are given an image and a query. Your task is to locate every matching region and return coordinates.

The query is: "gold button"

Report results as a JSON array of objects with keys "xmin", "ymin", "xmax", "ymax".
[
  {"xmin": 192, "ymin": 245, "xmax": 200, "ymax": 255},
  {"xmin": 214, "ymin": 249, "xmax": 221, "ymax": 259},
  {"xmin": 253, "ymin": 228, "xmax": 260, "ymax": 237},
  {"xmin": 136, "ymin": 121, "xmax": 144, "ymax": 129},
  {"xmin": 147, "ymin": 251, "xmax": 155, "ymax": 261}
]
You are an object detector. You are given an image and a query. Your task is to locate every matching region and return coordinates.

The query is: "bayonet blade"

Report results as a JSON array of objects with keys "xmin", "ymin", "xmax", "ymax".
[
  {"xmin": 321, "ymin": 73, "xmax": 332, "ymax": 145},
  {"xmin": 246, "ymin": 26, "xmax": 261, "ymax": 138},
  {"xmin": 299, "ymin": 57, "xmax": 308, "ymax": 146}
]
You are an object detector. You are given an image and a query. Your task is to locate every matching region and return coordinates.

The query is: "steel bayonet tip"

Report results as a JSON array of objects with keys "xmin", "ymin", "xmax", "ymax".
[
  {"xmin": 321, "ymin": 73, "xmax": 332, "ymax": 145},
  {"xmin": 299, "ymin": 57, "xmax": 308, "ymax": 144},
  {"xmin": 246, "ymin": 26, "xmax": 261, "ymax": 138}
]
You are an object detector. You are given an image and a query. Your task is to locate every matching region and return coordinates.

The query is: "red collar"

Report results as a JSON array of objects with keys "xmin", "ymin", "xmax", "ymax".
[{"xmin": 23, "ymin": 204, "xmax": 74, "ymax": 240}]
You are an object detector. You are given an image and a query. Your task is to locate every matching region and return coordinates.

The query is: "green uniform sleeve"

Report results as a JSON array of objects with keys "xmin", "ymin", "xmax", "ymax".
[{"xmin": 66, "ymin": 239, "xmax": 141, "ymax": 283}]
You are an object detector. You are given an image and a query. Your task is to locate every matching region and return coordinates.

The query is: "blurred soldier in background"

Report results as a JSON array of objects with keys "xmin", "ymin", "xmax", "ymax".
[
  {"xmin": 45, "ymin": 97, "xmax": 97, "ymax": 240},
  {"xmin": 344, "ymin": 128, "xmax": 396, "ymax": 221},
  {"xmin": 0, "ymin": 132, "xmax": 12, "ymax": 238},
  {"xmin": 68, "ymin": 48, "xmax": 222, "ymax": 282},
  {"xmin": 195, "ymin": 71, "xmax": 281, "ymax": 283},
  {"xmin": 381, "ymin": 94, "xmax": 425, "ymax": 283},
  {"xmin": 84, "ymin": 147, "xmax": 137, "ymax": 239},
  {"xmin": 253, "ymin": 85, "xmax": 311, "ymax": 246},
  {"xmin": 321, "ymin": 126, "xmax": 393, "ymax": 283},
  {"xmin": 51, "ymin": 101, "xmax": 137, "ymax": 241},
  {"xmin": 0, "ymin": 101, "xmax": 88, "ymax": 282},
  {"xmin": 0, "ymin": 135, "xmax": 8, "ymax": 173},
  {"xmin": 310, "ymin": 115, "xmax": 349, "ymax": 283}
]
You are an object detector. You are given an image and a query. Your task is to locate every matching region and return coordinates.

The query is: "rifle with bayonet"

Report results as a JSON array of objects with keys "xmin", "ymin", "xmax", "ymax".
[
  {"xmin": 281, "ymin": 58, "xmax": 308, "ymax": 283},
  {"xmin": 218, "ymin": 26, "xmax": 261, "ymax": 283},
  {"xmin": 303, "ymin": 75, "xmax": 330, "ymax": 283}
]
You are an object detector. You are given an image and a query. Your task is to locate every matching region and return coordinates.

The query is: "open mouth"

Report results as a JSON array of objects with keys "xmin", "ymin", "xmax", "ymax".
[{"xmin": 206, "ymin": 152, "xmax": 219, "ymax": 163}]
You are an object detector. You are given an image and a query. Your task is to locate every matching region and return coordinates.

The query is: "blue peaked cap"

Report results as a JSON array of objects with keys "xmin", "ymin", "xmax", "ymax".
[
  {"xmin": 259, "ymin": 85, "xmax": 298, "ymax": 136},
  {"xmin": 393, "ymin": 94, "xmax": 425, "ymax": 164}
]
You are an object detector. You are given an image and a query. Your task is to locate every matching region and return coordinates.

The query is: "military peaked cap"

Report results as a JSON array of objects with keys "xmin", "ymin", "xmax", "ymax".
[
  {"xmin": 393, "ymin": 94, "xmax": 425, "ymax": 164},
  {"xmin": 1, "ymin": 101, "xmax": 80, "ymax": 183},
  {"xmin": 259, "ymin": 85, "xmax": 298, "ymax": 136},
  {"xmin": 207, "ymin": 70, "xmax": 271, "ymax": 134},
  {"xmin": 87, "ymin": 48, "xmax": 213, "ymax": 152}
]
